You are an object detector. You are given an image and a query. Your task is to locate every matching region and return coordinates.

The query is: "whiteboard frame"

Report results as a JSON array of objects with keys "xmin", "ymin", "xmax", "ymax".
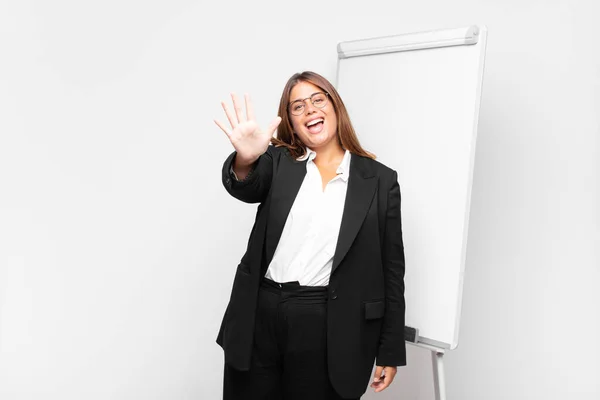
[
  {"xmin": 337, "ymin": 26, "xmax": 480, "ymax": 59},
  {"xmin": 335, "ymin": 25, "xmax": 488, "ymax": 350}
]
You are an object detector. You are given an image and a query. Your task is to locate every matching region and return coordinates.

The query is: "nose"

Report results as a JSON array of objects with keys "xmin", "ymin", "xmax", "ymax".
[{"xmin": 304, "ymin": 99, "xmax": 317, "ymax": 115}]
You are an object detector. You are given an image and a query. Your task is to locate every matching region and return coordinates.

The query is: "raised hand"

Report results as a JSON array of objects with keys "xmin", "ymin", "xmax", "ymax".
[{"xmin": 214, "ymin": 93, "xmax": 281, "ymax": 167}]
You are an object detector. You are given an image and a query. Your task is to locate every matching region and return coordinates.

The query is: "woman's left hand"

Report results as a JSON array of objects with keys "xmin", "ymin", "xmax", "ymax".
[{"xmin": 370, "ymin": 365, "xmax": 397, "ymax": 392}]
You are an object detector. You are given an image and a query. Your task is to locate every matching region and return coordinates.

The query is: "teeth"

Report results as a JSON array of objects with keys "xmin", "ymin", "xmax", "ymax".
[{"xmin": 306, "ymin": 119, "xmax": 323, "ymax": 127}]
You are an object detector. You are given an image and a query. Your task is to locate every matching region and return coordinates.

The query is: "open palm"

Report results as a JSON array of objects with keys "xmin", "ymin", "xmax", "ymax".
[{"xmin": 214, "ymin": 93, "xmax": 281, "ymax": 165}]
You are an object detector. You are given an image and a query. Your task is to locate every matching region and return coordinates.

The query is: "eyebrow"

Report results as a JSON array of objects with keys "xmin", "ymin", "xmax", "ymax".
[{"xmin": 289, "ymin": 91, "xmax": 322, "ymax": 103}]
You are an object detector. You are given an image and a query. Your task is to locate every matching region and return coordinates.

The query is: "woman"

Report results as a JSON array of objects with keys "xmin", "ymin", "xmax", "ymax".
[{"xmin": 214, "ymin": 71, "xmax": 406, "ymax": 400}]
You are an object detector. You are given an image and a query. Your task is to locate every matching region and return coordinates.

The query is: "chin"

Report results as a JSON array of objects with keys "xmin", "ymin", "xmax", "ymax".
[{"xmin": 304, "ymin": 136, "xmax": 327, "ymax": 148}]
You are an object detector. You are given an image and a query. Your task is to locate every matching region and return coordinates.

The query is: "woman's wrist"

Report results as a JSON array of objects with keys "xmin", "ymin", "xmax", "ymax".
[{"xmin": 232, "ymin": 154, "xmax": 258, "ymax": 181}]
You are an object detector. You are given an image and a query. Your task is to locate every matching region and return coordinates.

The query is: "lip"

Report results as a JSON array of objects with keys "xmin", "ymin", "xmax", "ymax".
[{"xmin": 305, "ymin": 117, "xmax": 324, "ymax": 128}]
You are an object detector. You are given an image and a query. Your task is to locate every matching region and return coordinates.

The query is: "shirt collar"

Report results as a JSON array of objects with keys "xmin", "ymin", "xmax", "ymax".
[
  {"xmin": 336, "ymin": 149, "xmax": 351, "ymax": 182},
  {"xmin": 297, "ymin": 147, "xmax": 317, "ymax": 162},
  {"xmin": 297, "ymin": 147, "xmax": 351, "ymax": 182}
]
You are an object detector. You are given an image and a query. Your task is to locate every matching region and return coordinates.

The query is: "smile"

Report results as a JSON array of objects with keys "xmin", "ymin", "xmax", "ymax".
[{"xmin": 305, "ymin": 118, "xmax": 324, "ymax": 134}]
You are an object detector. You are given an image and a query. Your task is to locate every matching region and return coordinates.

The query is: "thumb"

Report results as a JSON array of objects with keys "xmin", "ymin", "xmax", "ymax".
[
  {"xmin": 266, "ymin": 116, "xmax": 282, "ymax": 137},
  {"xmin": 373, "ymin": 366, "xmax": 384, "ymax": 382}
]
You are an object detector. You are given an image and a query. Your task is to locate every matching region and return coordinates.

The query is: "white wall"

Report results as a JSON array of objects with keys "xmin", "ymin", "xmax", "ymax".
[{"xmin": 1, "ymin": 1, "xmax": 597, "ymax": 399}]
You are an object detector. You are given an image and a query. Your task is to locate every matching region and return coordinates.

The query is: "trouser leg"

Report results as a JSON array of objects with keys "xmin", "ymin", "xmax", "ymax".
[
  {"xmin": 279, "ymin": 288, "xmax": 354, "ymax": 400},
  {"xmin": 223, "ymin": 285, "xmax": 282, "ymax": 400},
  {"xmin": 222, "ymin": 279, "xmax": 359, "ymax": 400}
]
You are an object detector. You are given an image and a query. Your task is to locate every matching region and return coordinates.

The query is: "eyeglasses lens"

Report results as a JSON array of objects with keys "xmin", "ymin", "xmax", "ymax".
[{"xmin": 290, "ymin": 93, "xmax": 328, "ymax": 115}]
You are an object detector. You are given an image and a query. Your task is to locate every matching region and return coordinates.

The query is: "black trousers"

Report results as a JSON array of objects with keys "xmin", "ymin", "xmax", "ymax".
[{"xmin": 223, "ymin": 278, "xmax": 357, "ymax": 400}]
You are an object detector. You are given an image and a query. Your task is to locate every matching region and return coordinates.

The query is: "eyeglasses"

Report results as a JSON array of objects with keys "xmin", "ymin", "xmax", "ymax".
[{"xmin": 288, "ymin": 92, "xmax": 329, "ymax": 116}]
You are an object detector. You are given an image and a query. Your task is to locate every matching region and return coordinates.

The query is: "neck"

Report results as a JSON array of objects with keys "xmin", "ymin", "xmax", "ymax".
[{"xmin": 312, "ymin": 143, "xmax": 345, "ymax": 166}]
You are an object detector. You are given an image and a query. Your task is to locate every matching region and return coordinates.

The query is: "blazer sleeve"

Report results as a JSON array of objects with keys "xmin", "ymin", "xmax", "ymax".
[
  {"xmin": 221, "ymin": 146, "xmax": 275, "ymax": 204},
  {"xmin": 377, "ymin": 170, "xmax": 407, "ymax": 367}
]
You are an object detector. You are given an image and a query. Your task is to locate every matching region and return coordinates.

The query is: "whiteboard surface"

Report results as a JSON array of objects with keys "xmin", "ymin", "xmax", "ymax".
[{"xmin": 336, "ymin": 26, "xmax": 487, "ymax": 349}]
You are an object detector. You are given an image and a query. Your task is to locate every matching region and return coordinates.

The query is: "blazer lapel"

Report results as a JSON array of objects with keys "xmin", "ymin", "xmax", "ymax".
[
  {"xmin": 332, "ymin": 154, "xmax": 377, "ymax": 274},
  {"xmin": 265, "ymin": 153, "xmax": 307, "ymax": 267}
]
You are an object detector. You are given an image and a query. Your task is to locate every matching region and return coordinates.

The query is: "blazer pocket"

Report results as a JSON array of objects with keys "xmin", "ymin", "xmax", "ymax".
[{"xmin": 364, "ymin": 300, "xmax": 385, "ymax": 320}]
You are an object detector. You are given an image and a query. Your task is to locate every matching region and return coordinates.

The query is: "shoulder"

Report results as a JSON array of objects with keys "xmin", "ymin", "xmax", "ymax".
[
  {"xmin": 251, "ymin": 145, "xmax": 286, "ymax": 166},
  {"xmin": 265, "ymin": 144, "xmax": 291, "ymax": 158},
  {"xmin": 352, "ymin": 153, "xmax": 397, "ymax": 182},
  {"xmin": 266, "ymin": 144, "xmax": 306, "ymax": 166}
]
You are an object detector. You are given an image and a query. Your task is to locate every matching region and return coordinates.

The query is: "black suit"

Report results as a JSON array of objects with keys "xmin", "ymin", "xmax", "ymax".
[{"xmin": 217, "ymin": 145, "xmax": 406, "ymax": 399}]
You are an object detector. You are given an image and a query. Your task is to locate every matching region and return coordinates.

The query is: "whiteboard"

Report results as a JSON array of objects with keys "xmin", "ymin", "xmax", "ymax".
[{"xmin": 336, "ymin": 26, "xmax": 487, "ymax": 349}]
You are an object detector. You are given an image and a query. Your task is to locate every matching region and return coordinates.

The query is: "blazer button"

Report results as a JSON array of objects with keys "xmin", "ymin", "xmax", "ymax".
[{"xmin": 332, "ymin": 295, "xmax": 338, "ymax": 300}]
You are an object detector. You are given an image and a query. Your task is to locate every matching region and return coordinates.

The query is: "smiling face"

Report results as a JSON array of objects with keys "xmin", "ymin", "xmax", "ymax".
[{"xmin": 288, "ymin": 81, "xmax": 340, "ymax": 153}]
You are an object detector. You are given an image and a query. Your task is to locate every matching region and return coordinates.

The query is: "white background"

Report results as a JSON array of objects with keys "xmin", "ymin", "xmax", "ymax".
[{"xmin": 1, "ymin": 1, "xmax": 598, "ymax": 399}]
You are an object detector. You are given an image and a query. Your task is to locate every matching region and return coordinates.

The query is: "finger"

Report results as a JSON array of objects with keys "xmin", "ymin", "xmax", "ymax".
[
  {"xmin": 214, "ymin": 119, "xmax": 231, "ymax": 137},
  {"xmin": 374, "ymin": 378, "xmax": 389, "ymax": 392},
  {"xmin": 375, "ymin": 374, "xmax": 392, "ymax": 392},
  {"xmin": 372, "ymin": 366, "xmax": 384, "ymax": 383},
  {"xmin": 245, "ymin": 93, "xmax": 255, "ymax": 121},
  {"xmin": 266, "ymin": 116, "xmax": 282, "ymax": 137},
  {"xmin": 375, "ymin": 367, "xmax": 396, "ymax": 393},
  {"xmin": 231, "ymin": 93, "xmax": 246, "ymax": 123},
  {"xmin": 221, "ymin": 101, "xmax": 238, "ymax": 129}
]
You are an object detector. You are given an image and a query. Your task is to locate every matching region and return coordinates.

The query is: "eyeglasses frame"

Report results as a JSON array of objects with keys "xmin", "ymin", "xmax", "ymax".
[{"xmin": 288, "ymin": 92, "xmax": 330, "ymax": 116}]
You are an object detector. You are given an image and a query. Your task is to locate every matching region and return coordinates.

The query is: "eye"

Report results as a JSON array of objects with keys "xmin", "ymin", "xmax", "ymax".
[
  {"xmin": 312, "ymin": 94, "xmax": 326, "ymax": 105},
  {"xmin": 292, "ymin": 102, "xmax": 304, "ymax": 112}
]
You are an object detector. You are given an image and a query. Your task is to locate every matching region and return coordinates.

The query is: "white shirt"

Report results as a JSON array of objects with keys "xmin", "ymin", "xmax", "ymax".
[{"xmin": 265, "ymin": 148, "xmax": 351, "ymax": 286}]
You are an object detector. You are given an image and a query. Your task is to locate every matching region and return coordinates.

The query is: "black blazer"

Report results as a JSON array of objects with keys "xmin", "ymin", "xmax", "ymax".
[{"xmin": 217, "ymin": 145, "xmax": 406, "ymax": 399}]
